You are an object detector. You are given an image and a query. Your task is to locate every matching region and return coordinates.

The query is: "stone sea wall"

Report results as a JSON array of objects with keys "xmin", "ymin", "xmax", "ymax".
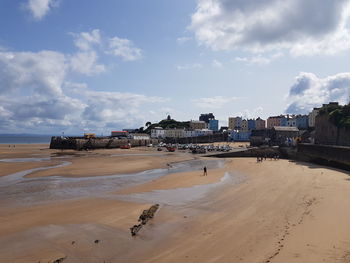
[
  {"xmin": 208, "ymin": 147, "xmax": 280, "ymax": 158},
  {"xmin": 295, "ymin": 143, "xmax": 350, "ymax": 170},
  {"xmin": 50, "ymin": 137, "xmax": 160, "ymax": 150},
  {"xmin": 210, "ymin": 144, "xmax": 350, "ymax": 171}
]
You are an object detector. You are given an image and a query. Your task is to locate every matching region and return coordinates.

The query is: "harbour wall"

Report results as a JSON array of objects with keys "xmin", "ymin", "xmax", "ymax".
[
  {"xmin": 207, "ymin": 147, "xmax": 280, "ymax": 158},
  {"xmin": 164, "ymin": 133, "xmax": 228, "ymax": 144},
  {"xmin": 209, "ymin": 143, "xmax": 350, "ymax": 171},
  {"xmin": 50, "ymin": 137, "xmax": 160, "ymax": 150},
  {"xmin": 293, "ymin": 143, "xmax": 350, "ymax": 171}
]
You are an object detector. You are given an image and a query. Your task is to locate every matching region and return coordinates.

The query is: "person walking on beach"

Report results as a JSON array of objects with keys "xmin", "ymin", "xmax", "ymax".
[{"xmin": 203, "ymin": 166, "xmax": 207, "ymax": 176}]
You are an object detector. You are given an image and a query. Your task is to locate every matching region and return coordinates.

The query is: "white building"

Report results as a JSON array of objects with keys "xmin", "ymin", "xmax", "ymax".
[
  {"xmin": 164, "ymin": 128, "xmax": 185, "ymax": 138},
  {"xmin": 194, "ymin": 129, "xmax": 213, "ymax": 137},
  {"xmin": 183, "ymin": 130, "xmax": 196, "ymax": 137},
  {"xmin": 151, "ymin": 127, "xmax": 165, "ymax": 138},
  {"xmin": 129, "ymin": 133, "xmax": 150, "ymax": 140},
  {"xmin": 308, "ymin": 108, "xmax": 320, "ymax": 127}
]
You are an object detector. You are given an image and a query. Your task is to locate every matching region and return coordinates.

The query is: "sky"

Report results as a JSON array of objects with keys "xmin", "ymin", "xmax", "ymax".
[{"xmin": 1, "ymin": 0, "xmax": 350, "ymax": 135}]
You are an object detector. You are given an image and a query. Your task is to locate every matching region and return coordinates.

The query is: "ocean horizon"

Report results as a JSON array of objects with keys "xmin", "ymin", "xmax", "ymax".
[{"xmin": 0, "ymin": 134, "xmax": 53, "ymax": 144}]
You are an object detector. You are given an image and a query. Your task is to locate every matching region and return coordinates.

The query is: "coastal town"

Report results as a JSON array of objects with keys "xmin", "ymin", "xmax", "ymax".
[
  {"xmin": 71, "ymin": 101, "xmax": 349, "ymax": 149},
  {"xmin": 3, "ymin": 1, "xmax": 350, "ymax": 262}
]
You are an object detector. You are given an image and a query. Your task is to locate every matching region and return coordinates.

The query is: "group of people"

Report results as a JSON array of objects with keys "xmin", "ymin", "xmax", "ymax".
[{"xmin": 256, "ymin": 154, "xmax": 280, "ymax": 163}]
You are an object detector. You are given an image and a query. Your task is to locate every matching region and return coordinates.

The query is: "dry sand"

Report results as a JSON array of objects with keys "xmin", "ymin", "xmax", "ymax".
[{"xmin": 0, "ymin": 145, "xmax": 350, "ymax": 263}]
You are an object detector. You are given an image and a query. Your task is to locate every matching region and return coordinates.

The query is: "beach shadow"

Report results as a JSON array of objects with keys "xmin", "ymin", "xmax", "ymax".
[{"xmin": 287, "ymin": 159, "xmax": 350, "ymax": 177}]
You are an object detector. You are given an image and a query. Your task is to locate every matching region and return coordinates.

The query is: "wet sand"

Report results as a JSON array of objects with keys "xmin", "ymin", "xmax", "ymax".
[{"xmin": 1, "ymin": 144, "xmax": 350, "ymax": 263}]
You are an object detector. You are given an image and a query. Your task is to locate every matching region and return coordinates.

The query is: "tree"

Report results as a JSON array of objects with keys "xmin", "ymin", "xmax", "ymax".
[{"xmin": 145, "ymin": 121, "xmax": 152, "ymax": 127}]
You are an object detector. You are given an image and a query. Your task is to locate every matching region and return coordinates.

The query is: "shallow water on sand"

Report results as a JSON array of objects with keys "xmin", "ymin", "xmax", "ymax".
[
  {"xmin": 114, "ymin": 171, "xmax": 245, "ymax": 206},
  {"xmin": 0, "ymin": 157, "xmax": 51, "ymax": 162},
  {"xmin": 0, "ymin": 158, "xmax": 228, "ymax": 207}
]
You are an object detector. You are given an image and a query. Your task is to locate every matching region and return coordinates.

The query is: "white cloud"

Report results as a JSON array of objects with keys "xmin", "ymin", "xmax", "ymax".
[
  {"xmin": 0, "ymin": 50, "xmax": 67, "ymax": 96},
  {"xmin": 212, "ymin": 59, "xmax": 223, "ymax": 68},
  {"xmin": 69, "ymin": 51, "xmax": 105, "ymax": 75},
  {"xmin": 69, "ymin": 29, "xmax": 144, "ymax": 74},
  {"xmin": 0, "ymin": 31, "xmax": 165, "ymax": 133},
  {"xmin": 286, "ymin": 72, "xmax": 350, "ymax": 113},
  {"xmin": 0, "ymin": 50, "xmax": 83, "ymax": 128},
  {"xmin": 177, "ymin": 37, "xmax": 192, "ymax": 44},
  {"xmin": 234, "ymin": 107, "xmax": 264, "ymax": 119},
  {"xmin": 25, "ymin": 0, "xmax": 59, "ymax": 20},
  {"xmin": 107, "ymin": 37, "xmax": 142, "ymax": 61},
  {"xmin": 73, "ymin": 29, "xmax": 101, "ymax": 51},
  {"xmin": 190, "ymin": 0, "xmax": 350, "ymax": 56},
  {"xmin": 235, "ymin": 52, "xmax": 282, "ymax": 65},
  {"xmin": 235, "ymin": 56, "xmax": 270, "ymax": 66},
  {"xmin": 81, "ymin": 91, "xmax": 167, "ymax": 128},
  {"xmin": 193, "ymin": 96, "xmax": 237, "ymax": 109},
  {"xmin": 176, "ymin": 63, "xmax": 203, "ymax": 70}
]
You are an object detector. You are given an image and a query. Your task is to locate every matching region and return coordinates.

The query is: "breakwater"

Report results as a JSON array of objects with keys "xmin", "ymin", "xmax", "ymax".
[{"xmin": 49, "ymin": 136, "xmax": 160, "ymax": 150}]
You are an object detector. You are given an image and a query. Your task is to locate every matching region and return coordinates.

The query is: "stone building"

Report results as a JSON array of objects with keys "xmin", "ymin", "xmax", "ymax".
[
  {"xmin": 267, "ymin": 115, "xmax": 287, "ymax": 128},
  {"xmin": 228, "ymin": 117, "xmax": 242, "ymax": 130},
  {"xmin": 190, "ymin": 120, "xmax": 207, "ymax": 130},
  {"xmin": 271, "ymin": 126, "xmax": 299, "ymax": 145},
  {"xmin": 308, "ymin": 108, "xmax": 320, "ymax": 128},
  {"xmin": 255, "ymin": 117, "xmax": 266, "ymax": 130}
]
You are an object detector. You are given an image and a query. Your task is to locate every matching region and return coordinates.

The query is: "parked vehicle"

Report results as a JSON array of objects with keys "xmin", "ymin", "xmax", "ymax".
[
  {"xmin": 166, "ymin": 146, "xmax": 176, "ymax": 152},
  {"xmin": 120, "ymin": 144, "xmax": 131, "ymax": 149}
]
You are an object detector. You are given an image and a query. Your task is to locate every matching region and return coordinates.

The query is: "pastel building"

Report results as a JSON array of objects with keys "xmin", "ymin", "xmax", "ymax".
[
  {"xmin": 241, "ymin": 119, "xmax": 249, "ymax": 131},
  {"xmin": 228, "ymin": 117, "xmax": 242, "ymax": 130},
  {"xmin": 230, "ymin": 130, "xmax": 251, "ymax": 141},
  {"xmin": 267, "ymin": 115, "xmax": 287, "ymax": 128},
  {"xmin": 286, "ymin": 117, "xmax": 297, "ymax": 127},
  {"xmin": 248, "ymin": 119, "xmax": 256, "ymax": 130},
  {"xmin": 209, "ymin": 119, "xmax": 219, "ymax": 131},
  {"xmin": 255, "ymin": 117, "xmax": 266, "ymax": 130},
  {"xmin": 296, "ymin": 115, "xmax": 309, "ymax": 130}
]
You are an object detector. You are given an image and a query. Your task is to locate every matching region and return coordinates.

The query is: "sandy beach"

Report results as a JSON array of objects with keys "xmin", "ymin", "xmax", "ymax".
[{"xmin": 0, "ymin": 144, "xmax": 350, "ymax": 263}]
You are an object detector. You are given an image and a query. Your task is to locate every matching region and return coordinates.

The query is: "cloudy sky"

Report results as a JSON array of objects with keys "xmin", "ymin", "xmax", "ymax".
[{"xmin": 1, "ymin": 0, "xmax": 350, "ymax": 134}]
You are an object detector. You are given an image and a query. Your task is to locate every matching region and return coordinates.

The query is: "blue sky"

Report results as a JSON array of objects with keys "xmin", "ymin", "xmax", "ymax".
[{"xmin": 1, "ymin": 0, "xmax": 350, "ymax": 134}]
